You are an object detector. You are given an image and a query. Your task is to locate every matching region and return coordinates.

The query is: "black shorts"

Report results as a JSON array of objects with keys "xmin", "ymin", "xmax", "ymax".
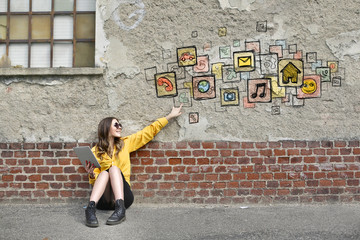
[{"xmin": 96, "ymin": 170, "xmax": 134, "ymax": 210}]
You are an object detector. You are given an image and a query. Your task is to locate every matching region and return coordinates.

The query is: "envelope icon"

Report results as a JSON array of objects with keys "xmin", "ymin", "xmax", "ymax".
[{"xmin": 238, "ymin": 56, "xmax": 252, "ymax": 67}]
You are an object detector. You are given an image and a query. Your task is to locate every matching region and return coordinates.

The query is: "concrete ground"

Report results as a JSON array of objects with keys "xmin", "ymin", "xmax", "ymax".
[{"xmin": 1, "ymin": 203, "xmax": 359, "ymax": 240}]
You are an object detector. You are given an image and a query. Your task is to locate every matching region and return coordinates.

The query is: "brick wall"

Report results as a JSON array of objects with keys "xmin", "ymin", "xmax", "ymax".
[{"xmin": 1, "ymin": 140, "xmax": 359, "ymax": 204}]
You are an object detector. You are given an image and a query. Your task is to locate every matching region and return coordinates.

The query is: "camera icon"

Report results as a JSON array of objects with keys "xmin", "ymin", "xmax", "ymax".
[{"xmin": 223, "ymin": 92, "xmax": 236, "ymax": 102}]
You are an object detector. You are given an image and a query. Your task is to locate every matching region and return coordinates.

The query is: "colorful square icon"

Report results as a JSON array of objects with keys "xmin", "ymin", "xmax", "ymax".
[
  {"xmin": 193, "ymin": 55, "xmax": 209, "ymax": 73},
  {"xmin": 155, "ymin": 72, "xmax": 177, "ymax": 98},
  {"xmin": 297, "ymin": 75, "xmax": 321, "ymax": 99},
  {"xmin": 177, "ymin": 46, "xmax": 197, "ymax": 67},
  {"xmin": 221, "ymin": 88, "xmax": 239, "ymax": 106},
  {"xmin": 278, "ymin": 59, "xmax": 304, "ymax": 87},
  {"xmin": 233, "ymin": 51, "xmax": 255, "ymax": 72},
  {"xmin": 192, "ymin": 75, "xmax": 216, "ymax": 100},
  {"xmin": 248, "ymin": 78, "xmax": 272, "ymax": 103}
]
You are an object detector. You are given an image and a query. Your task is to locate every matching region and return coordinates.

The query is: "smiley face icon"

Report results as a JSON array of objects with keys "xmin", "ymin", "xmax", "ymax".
[{"xmin": 301, "ymin": 78, "xmax": 317, "ymax": 94}]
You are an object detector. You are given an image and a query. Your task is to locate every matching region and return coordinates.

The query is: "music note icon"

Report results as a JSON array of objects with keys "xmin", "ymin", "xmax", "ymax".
[{"xmin": 251, "ymin": 83, "xmax": 266, "ymax": 98}]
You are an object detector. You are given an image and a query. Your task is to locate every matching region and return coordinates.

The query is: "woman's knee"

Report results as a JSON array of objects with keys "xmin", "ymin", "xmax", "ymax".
[{"xmin": 109, "ymin": 165, "xmax": 121, "ymax": 174}]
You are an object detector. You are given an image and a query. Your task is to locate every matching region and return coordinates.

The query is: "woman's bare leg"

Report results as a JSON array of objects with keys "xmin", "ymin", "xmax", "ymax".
[
  {"xmin": 89, "ymin": 171, "xmax": 109, "ymax": 203},
  {"xmin": 108, "ymin": 166, "xmax": 124, "ymax": 200}
]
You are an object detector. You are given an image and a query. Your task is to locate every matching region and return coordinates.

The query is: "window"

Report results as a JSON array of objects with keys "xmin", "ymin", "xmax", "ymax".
[{"xmin": 0, "ymin": 0, "xmax": 96, "ymax": 68}]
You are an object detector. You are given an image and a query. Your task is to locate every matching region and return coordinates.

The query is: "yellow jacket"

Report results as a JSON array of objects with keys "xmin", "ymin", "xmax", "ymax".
[{"xmin": 89, "ymin": 117, "xmax": 168, "ymax": 186}]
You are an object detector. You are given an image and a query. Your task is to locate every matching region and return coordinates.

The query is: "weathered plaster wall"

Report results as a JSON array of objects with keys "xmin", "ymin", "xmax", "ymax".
[{"xmin": 1, "ymin": 0, "xmax": 359, "ymax": 143}]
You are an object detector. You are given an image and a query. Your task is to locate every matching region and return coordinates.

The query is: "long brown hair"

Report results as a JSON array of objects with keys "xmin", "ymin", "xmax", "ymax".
[{"xmin": 95, "ymin": 117, "xmax": 124, "ymax": 159}]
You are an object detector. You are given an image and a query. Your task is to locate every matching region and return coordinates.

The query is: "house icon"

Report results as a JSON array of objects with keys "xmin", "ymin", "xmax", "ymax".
[{"xmin": 280, "ymin": 62, "xmax": 301, "ymax": 84}]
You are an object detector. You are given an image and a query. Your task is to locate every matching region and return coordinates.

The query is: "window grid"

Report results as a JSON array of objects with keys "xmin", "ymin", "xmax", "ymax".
[{"xmin": 0, "ymin": 0, "xmax": 95, "ymax": 68}]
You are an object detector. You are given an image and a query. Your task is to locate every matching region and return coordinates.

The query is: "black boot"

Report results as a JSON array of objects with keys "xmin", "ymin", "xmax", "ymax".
[
  {"xmin": 85, "ymin": 201, "xmax": 99, "ymax": 227},
  {"xmin": 106, "ymin": 199, "xmax": 126, "ymax": 225}
]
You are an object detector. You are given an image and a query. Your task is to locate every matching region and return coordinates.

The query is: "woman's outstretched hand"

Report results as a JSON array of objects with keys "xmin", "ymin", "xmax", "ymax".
[{"xmin": 166, "ymin": 104, "xmax": 183, "ymax": 121}]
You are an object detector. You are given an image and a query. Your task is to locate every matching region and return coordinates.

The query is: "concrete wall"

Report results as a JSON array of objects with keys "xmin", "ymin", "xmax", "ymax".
[{"xmin": 1, "ymin": 0, "xmax": 359, "ymax": 143}]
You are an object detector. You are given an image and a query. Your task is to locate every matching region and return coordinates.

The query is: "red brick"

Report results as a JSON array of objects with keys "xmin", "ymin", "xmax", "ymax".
[
  {"xmin": 1, "ymin": 151, "xmax": 13, "ymax": 157},
  {"xmin": 206, "ymin": 150, "xmax": 219, "ymax": 157},
  {"xmin": 278, "ymin": 189, "xmax": 290, "ymax": 195},
  {"xmin": 29, "ymin": 175, "xmax": 41, "ymax": 182},
  {"xmin": 141, "ymin": 158, "xmax": 154, "ymax": 165},
  {"xmin": 50, "ymin": 167, "xmax": 63, "ymax": 173},
  {"xmin": 238, "ymin": 157, "xmax": 250, "ymax": 164},
  {"xmin": 36, "ymin": 183, "xmax": 49, "ymax": 189},
  {"xmin": 247, "ymin": 173, "xmax": 259, "ymax": 180},
  {"xmin": 188, "ymin": 142, "xmax": 201, "ymax": 149},
  {"xmin": 200, "ymin": 142, "xmax": 213, "ymax": 149},
  {"xmin": 215, "ymin": 142, "xmax": 228, "ymax": 149},
  {"xmin": 59, "ymin": 158, "xmax": 71, "ymax": 165},
  {"xmin": 340, "ymin": 148, "xmax": 352, "ymax": 155},
  {"xmin": 233, "ymin": 173, "xmax": 246, "ymax": 180},
  {"xmin": 2, "ymin": 175, "xmax": 14, "ymax": 181},
  {"xmin": 278, "ymin": 157, "xmax": 289, "ymax": 163},
  {"xmin": 151, "ymin": 150, "xmax": 164, "ymax": 157},
  {"xmin": 9, "ymin": 143, "xmax": 21, "ymax": 149},
  {"xmin": 18, "ymin": 159, "xmax": 30, "ymax": 165},
  {"xmin": 183, "ymin": 158, "xmax": 195, "ymax": 165},
  {"xmin": 274, "ymin": 149, "xmax": 285, "ymax": 156},
  {"xmin": 159, "ymin": 182, "xmax": 172, "ymax": 189},
  {"xmin": 321, "ymin": 141, "xmax": 333, "ymax": 148},
  {"xmin": 168, "ymin": 158, "xmax": 181, "ymax": 165},
  {"xmin": 200, "ymin": 166, "xmax": 213, "ymax": 173},
  {"xmin": 159, "ymin": 166, "xmax": 171, "ymax": 173},
  {"xmin": 220, "ymin": 150, "xmax": 232, "ymax": 157},
  {"xmin": 241, "ymin": 142, "xmax": 254, "ymax": 149},
  {"xmin": 15, "ymin": 175, "xmax": 27, "ymax": 181},
  {"xmin": 326, "ymin": 149, "xmax": 339, "ymax": 155},
  {"xmin": 193, "ymin": 150, "xmax": 205, "ymax": 157},
  {"xmin": 233, "ymin": 150, "xmax": 245, "ymax": 156},
  {"xmin": 187, "ymin": 166, "xmax": 199, "ymax": 173},
  {"xmin": 229, "ymin": 142, "xmax": 241, "ymax": 149},
  {"xmin": 165, "ymin": 150, "xmax": 178, "ymax": 157},
  {"xmin": 56, "ymin": 175, "xmax": 68, "ymax": 181},
  {"xmin": 175, "ymin": 142, "xmax": 187, "ymax": 149},
  {"xmin": 225, "ymin": 157, "xmax": 237, "ymax": 164},
  {"xmin": 50, "ymin": 143, "xmax": 63, "ymax": 149}
]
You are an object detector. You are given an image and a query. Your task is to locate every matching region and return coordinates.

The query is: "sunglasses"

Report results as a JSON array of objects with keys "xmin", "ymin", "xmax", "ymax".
[{"xmin": 114, "ymin": 122, "xmax": 123, "ymax": 129}]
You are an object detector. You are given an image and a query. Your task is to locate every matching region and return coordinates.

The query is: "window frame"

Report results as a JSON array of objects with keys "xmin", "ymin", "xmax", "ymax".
[{"xmin": 0, "ymin": 0, "xmax": 96, "ymax": 68}]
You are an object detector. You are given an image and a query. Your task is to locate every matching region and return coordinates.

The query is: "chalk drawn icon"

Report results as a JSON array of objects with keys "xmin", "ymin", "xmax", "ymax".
[
  {"xmin": 297, "ymin": 75, "xmax": 321, "ymax": 99},
  {"xmin": 155, "ymin": 72, "xmax": 177, "ymax": 98},
  {"xmin": 316, "ymin": 67, "xmax": 331, "ymax": 82},
  {"xmin": 260, "ymin": 54, "xmax": 278, "ymax": 75},
  {"xmin": 177, "ymin": 46, "xmax": 197, "ymax": 67},
  {"xmin": 306, "ymin": 52, "xmax": 317, "ymax": 63},
  {"xmin": 332, "ymin": 76, "xmax": 341, "ymax": 87},
  {"xmin": 243, "ymin": 96, "xmax": 255, "ymax": 108},
  {"xmin": 144, "ymin": 66, "xmax": 157, "ymax": 81},
  {"xmin": 192, "ymin": 75, "xmax": 216, "ymax": 100},
  {"xmin": 268, "ymin": 76, "xmax": 285, "ymax": 98},
  {"xmin": 256, "ymin": 21, "xmax": 267, "ymax": 32},
  {"xmin": 111, "ymin": 0, "xmax": 146, "ymax": 31},
  {"xmin": 269, "ymin": 45, "xmax": 283, "ymax": 58},
  {"xmin": 189, "ymin": 112, "xmax": 199, "ymax": 124},
  {"xmin": 173, "ymin": 88, "xmax": 192, "ymax": 107},
  {"xmin": 248, "ymin": 78, "xmax": 272, "ymax": 103},
  {"xmin": 245, "ymin": 40, "xmax": 261, "ymax": 53},
  {"xmin": 203, "ymin": 42, "xmax": 212, "ymax": 51},
  {"xmin": 233, "ymin": 51, "xmax": 255, "ymax": 72},
  {"xmin": 223, "ymin": 65, "xmax": 240, "ymax": 83},
  {"xmin": 193, "ymin": 55, "xmax": 209, "ymax": 73},
  {"xmin": 218, "ymin": 27, "xmax": 227, "ymax": 37},
  {"xmin": 278, "ymin": 59, "xmax": 304, "ymax": 87},
  {"xmin": 271, "ymin": 106, "xmax": 281, "ymax": 115},
  {"xmin": 167, "ymin": 62, "xmax": 186, "ymax": 80},
  {"xmin": 211, "ymin": 63, "xmax": 224, "ymax": 80},
  {"xmin": 219, "ymin": 46, "xmax": 231, "ymax": 59},
  {"xmin": 221, "ymin": 88, "xmax": 239, "ymax": 106},
  {"xmin": 233, "ymin": 39, "xmax": 241, "ymax": 47},
  {"xmin": 288, "ymin": 44, "xmax": 297, "ymax": 54},
  {"xmin": 191, "ymin": 31, "xmax": 198, "ymax": 38},
  {"xmin": 327, "ymin": 61, "xmax": 339, "ymax": 73}
]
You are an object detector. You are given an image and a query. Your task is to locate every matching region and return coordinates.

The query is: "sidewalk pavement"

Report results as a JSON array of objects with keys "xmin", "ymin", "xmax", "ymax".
[{"xmin": 1, "ymin": 202, "xmax": 359, "ymax": 240}]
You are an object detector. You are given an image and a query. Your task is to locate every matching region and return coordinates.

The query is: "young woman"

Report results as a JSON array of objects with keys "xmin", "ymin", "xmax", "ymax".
[{"xmin": 84, "ymin": 105, "xmax": 183, "ymax": 227}]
